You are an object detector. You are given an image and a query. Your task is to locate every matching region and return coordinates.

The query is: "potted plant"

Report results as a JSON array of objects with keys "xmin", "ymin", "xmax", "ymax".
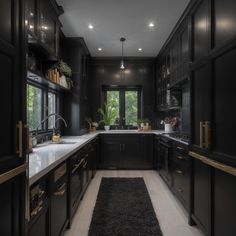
[
  {"xmin": 53, "ymin": 60, "xmax": 73, "ymax": 89},
  {"xmin": 137, "ymin": 118, "xmax": 151, "ymax": 130},
  {"xmin": 98, "ymin": 102, "xmax": 116, "ymax": 131}
]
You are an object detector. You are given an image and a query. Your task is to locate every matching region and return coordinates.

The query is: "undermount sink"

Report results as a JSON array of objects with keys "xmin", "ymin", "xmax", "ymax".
[
  {"xmin": 51, "ymin": 141, "xmax": 77, "ymax": 144},
  {"xmin": 107, "ymin": 129, "xmax": 139, "ymax": 132}
]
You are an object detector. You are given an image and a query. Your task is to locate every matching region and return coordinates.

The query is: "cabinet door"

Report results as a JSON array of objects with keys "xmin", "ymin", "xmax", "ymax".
[
  {"xmin": 213, "ymin": 49, "xmax": 236, "ymax": 160},
  {"xmin": 192, "ymin": 159, "xmax": 211, "ymax": 235},
  {"xmin": 0, "ymin": 0, "xmax": 26, "ymax": 235},
  {"xmin": 100, "ymin": 135, "xmax": 122, "ymax": 169},
  {"xmin": 140, "ymin": 134, "xmax": 153, "ymax": 169},
  {"xmin": 214, "ymin": 170, "xmax": 236, "ymax": 236},
  {"xmin": 193, "ymin": 0, "xmax": 209, "ymax": 61},
  {"xmin": 39, "ymin": 0, "xmax": 57, "ymax": 55},
  {"xmin": 51, "ymin": 182, "xmax": 68, "ymax": 236},
  {"xmin": 191, "ymin": 63, "xmax": 211, "ymax": 149},
  {"xmin": 214, "ymin": 0, "xmax": 236, "ymax": 46}
]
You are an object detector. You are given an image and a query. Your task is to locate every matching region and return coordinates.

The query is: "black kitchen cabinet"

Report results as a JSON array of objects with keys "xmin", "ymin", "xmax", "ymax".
[
  {"xmin": 191, "ymin": 63, "xmax": 211, "ymax": 150},
  {"xmin": 100, "ymin": 134, "xmax": 154, "ymax": 169},
  {"xmin": 192, "ymin": 159, "xmax": 211, "ymax": 235},
  {"xmin": 193, "ymin": 0, "xmax": 209, "ymax": 61},
  {"xmin": 172, "ymin": 143, "xmax": 190, "ymax": 210},
  {"xmin": 0, "ymin": 0, "xmax": 27, "ymax": 235},
  {"xmin": 213, "ymin": 48, "xmax": 236, "ymax": 164},
  {"xmin": 158, "ymin": 137, "xmax": 172, "ymax": 187},
  {"xmin": 214, "ymin": 0, "xmax": 236, "ymax": 47},
  {"xmin": 50, "ymin": 163, "xmax": 68, "ymax": 236},
  {"xmin": 62, "ymin": 38, "xmax": 91, "ymax": 136},
  {"xmin": 28, "ymin": 200, "xmax": 49, "ymax": 236},
  {"xmin": 214, "ymin": 170, "xmax": 236, "ymax": 236},
  {"xmin": 154, "ymin": 136, "xmax": 160, "ymax": 170}
]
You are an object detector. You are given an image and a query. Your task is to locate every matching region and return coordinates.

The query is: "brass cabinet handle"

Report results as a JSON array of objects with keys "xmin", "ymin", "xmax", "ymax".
[
  {"xmin": 189, "ymin": 151, "xmax": 236, "ymax": 176},
  {"xmin": 16, "ymin": 121, "xmax": 23, "ymax": 157},
  {"xmin": 54, "ymin": 183, "xmax": 66, "ymax": 196},
  {"xmin": 177, "ymin": 156, "xmax": 184, "ymax": 160},
  {"xmin": 204, "ymin": 121, "xmax": 210, "ymax": 149},
  {"xmin": 0, "ymin": 164, "xmax": 27, "ymax": 184},
  {"xmin": 200, "ymin": 121, "xmax": 204, "ymax": 148},
  {"xmin": 176, "ymin": 170, "xmax": 183, "ymax": 174}
]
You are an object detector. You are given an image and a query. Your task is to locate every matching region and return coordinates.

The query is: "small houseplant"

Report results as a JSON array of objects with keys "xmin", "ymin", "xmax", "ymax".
[
  {"xmin": 53, "ymin": 60, "xmax": 73, "ymax": 89},
  {"xmin": 98, "ymin": 102, "xmax": 116, "ymax": 131}
]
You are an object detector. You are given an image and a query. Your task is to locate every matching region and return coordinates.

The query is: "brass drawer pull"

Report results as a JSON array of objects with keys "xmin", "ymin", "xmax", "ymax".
[
  {"xmin": 176, "ymin": 170, "xmax": 183, "ymax": 174},
  {"xmin": 189, "ymin": 151, "xmax": 236, "ymax": 176},
  {"xmin": 54, "ymin": 183, "xmax": 66, "ymax": 196},
  {"xmin": 177, "ymin": 156, "xmax": 184, "ymax": 160},
  {"xmin": 16, "ymin": 121, "xmax": 23, "ymax": 158}
]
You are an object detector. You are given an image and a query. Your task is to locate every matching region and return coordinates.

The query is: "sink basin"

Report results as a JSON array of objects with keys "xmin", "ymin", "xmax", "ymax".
[
  {"xmin": 51, "ymin": 141, "xmax": 77, "ymax": 144},
  {"xmin": 107, "ymin": 129, "xmax": 139, "ymax": 133}
]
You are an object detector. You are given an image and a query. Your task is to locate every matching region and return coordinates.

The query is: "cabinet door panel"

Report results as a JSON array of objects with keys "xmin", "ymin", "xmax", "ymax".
[
  {"xmin": 214, "ymin": 0, "xmax": 236, "ymax": 46},
  {"xmin": 214, "ymin": 170, "xmax": 236, "ymax": 236},
  {"xmin": 192, "ymin": 64, "xmax": 211, "ymax": 148},
  {"xmin": 193, "ymin": 0, "xmax": 209, "ymax": 60},
  {"xmin": 193, "ymin": 159, "xmax": 211, "ymax": 234},
  {"xmin": 214, "ymin": 49, "xmax": 236, "ymax": 158}
]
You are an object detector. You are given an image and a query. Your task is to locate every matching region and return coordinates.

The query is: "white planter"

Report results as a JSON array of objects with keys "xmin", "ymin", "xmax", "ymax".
[
  {"xmin": 104, "ymin": 125, "xmax": 110, "ymax": 131},
  {"xmin": 165, "ymin": 124, "xmax": 173, "ymax": 132}
]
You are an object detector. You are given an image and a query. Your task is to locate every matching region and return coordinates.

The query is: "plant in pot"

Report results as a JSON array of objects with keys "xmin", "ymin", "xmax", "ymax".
[
  {"xmin": 54, "ymin": 60, "xmax": 73, "ymax": 89},
  {"xmin": 98, "ymin": 102, "xmax": 116, "ymax": 131},
  {"xmin": 137, "ymin": 118, "xmax": 151, "ymax": 130}
]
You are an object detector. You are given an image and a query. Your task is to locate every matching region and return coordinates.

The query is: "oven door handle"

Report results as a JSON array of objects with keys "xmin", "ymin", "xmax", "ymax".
[{"xmin": 72, "ymin": 159, "xmax": 84, "ymax": 174}]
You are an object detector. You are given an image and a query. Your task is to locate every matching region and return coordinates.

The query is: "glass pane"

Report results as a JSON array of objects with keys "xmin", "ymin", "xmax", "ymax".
[
  {"xmin": 48, "ymin": 92, "xmax": 56, "ymax": 129},
  {"xmin": 27, "ymin": 84, "xmax": 42, "ymax": 131},
  {"xmin": 125, "ymin": 91, "xmax": 138, "ymax": 126},
  {"xmin": 107, "ymin": 91, "xmax": 120, "ymax": 125}
]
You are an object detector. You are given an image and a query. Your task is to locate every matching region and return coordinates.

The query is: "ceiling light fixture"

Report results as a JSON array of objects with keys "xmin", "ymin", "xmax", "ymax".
[
  {"xmin": 138, "ymin": 48, "xmax": 142, "ymax": 51},
  {"xmin": 149, "ymin": 22, "xmax": 155, "ymax": 28},
  {"xmin": 98, "ymin": 48, "xmax": 102, "ymax": 51},
  {"xmin": 88, "ymin": 24, "xmax": 94, "ymax": 29},
  {"xmin": 120, "ymin": 37, "xmax": 126, "ymax": 70}
]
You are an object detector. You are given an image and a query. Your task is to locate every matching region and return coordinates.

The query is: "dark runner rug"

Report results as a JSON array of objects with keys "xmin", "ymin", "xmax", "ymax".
[{"xmin": 88, "ymin": 178, "xmax": 163, "ymax": 236}]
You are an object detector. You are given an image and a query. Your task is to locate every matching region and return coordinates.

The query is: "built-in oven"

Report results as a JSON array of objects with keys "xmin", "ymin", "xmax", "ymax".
[{"xmin": 158, "ymin": 137, "xmax": 172, "ymax": 187}]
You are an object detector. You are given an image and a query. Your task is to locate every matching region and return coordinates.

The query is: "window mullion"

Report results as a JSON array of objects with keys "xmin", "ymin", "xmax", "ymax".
[{"xmin": 120, "ymin": 89, "xmax": 125, "ymax": 127}]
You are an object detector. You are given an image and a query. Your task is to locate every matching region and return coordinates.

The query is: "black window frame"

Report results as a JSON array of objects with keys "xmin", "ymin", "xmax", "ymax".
[
  {"xmin": 27, "ymin": 81, "xmax": 60, "ymax": 133},
  {"xmin": 102, "ymin": 85, "xmax": 142, "ymax": 129}
]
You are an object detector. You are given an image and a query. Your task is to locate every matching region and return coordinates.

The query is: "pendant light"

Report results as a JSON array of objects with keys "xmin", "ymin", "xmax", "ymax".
[{"xmin": 120, "ymin": 37, "xmax": 126, "ymax": 70}]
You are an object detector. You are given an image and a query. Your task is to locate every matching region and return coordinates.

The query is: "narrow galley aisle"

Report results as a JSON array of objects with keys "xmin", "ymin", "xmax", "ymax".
[{"xmin": 65, "ymin": 171, "xmax": 203, "ymax": 236}]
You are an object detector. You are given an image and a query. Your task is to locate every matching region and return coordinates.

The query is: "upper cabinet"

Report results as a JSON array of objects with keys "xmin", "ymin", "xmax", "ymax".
[
  {"xmin": 27, "ymin": 0, "xmax": 62, "ymax": 60},
  {"xmin": 193, "ymin": 0, "xmax": 209, "ymax": 61},
  {"xmin": 214, "ymin": 0, "xmax": 236, "ymax": 47}
]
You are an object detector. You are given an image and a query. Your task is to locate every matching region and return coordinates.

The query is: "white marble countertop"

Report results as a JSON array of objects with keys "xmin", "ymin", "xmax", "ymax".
[{"xmin": 28, "ymin": 130, "xmax": 168, "ymax": 185}]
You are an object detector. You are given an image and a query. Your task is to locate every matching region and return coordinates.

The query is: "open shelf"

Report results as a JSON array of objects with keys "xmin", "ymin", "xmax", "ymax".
[{"xmin": 27, "ymin": 70, "xmax": 71, "ymax": 93}]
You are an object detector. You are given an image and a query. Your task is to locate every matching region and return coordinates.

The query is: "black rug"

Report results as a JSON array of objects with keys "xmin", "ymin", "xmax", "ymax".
[{"xmin": 88, "ymin": 178, "xmax": 163, "ymax": 236}]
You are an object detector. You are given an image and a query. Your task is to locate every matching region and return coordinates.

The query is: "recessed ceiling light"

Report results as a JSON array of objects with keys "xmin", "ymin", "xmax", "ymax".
[
  {"xmin": 98, "ymin": 48, "xmax": 102, "ymax": 51},
  {"xmin": 88, "ymin": 24, "xmax": 94, "ymax": 29},
  {"xmin": 138, "ymin": 48, "xmax": 142, "ymax": 51},
  {"xmin": 148, "ymin": 22, "xmax": 155, "ymax": 28}
]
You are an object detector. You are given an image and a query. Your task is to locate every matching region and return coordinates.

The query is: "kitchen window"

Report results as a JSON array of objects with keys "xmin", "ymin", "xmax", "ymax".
[
  {"xmin": 27, "ymin": 83, "xmax": 58, "ymax": 132},
  {"xmin": 103, "ymin": 86, "xmax": 141, "ymax": 128}
]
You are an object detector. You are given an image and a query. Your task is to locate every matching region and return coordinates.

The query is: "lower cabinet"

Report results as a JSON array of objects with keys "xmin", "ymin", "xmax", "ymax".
[
  {"xmin": 214, "ymin": 169, "xmax": 236, "ymax": 236},
  {"xmin": 50, "ymin": 163, "xmax": 68, "ymax": 236},
  {"xmin": 192, "ymin": 158, "xmax": 211, "ymax": 236},
  {"xmin": 172, "ymin": 142, "xmax": 190, "ymax": 210},
  {"xmin": 99, "ymin": 134, "xmax": 154, "ymax": 169}
]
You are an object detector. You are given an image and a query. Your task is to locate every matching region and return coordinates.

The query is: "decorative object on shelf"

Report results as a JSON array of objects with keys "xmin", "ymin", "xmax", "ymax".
[
  {"xmin": 47, "ymin": 61, "xmax": 73, "ymax": 89},
  {"xmin": 137, "ymin": 118, "xmax": 152, "ymax": 131},
  {"xmin": 120, "ymin": 37, "xmax": 126, "ymax": 70},
  {"xmin": 161, "ymin": 117, "xmax": 178, "ymax": 132},
  {"xmin": 86, "ymin": 118, "xmax": 99, "ymax": 132},
  {"xmin": 98, "ymin": 102, "xmax": 117, "ymax": 131}
]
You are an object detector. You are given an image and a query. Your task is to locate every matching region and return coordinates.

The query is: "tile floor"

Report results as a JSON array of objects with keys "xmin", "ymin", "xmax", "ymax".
[{"xmin": 65, "ymin": 170, "xmax": 203, "ymax": 236}]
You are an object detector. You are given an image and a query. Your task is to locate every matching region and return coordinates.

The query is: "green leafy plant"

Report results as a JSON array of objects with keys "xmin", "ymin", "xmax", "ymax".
[
  {"xmin": 98, "ymin": 102, "xmax": 117, "ymax": 126},
  {"xmin": 56, "ymin": 60, "xmax": 72, "ymax": 78},
  {"xmin": 137, "ymin": 118, "xmax": 150, "ymax": 125}
]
